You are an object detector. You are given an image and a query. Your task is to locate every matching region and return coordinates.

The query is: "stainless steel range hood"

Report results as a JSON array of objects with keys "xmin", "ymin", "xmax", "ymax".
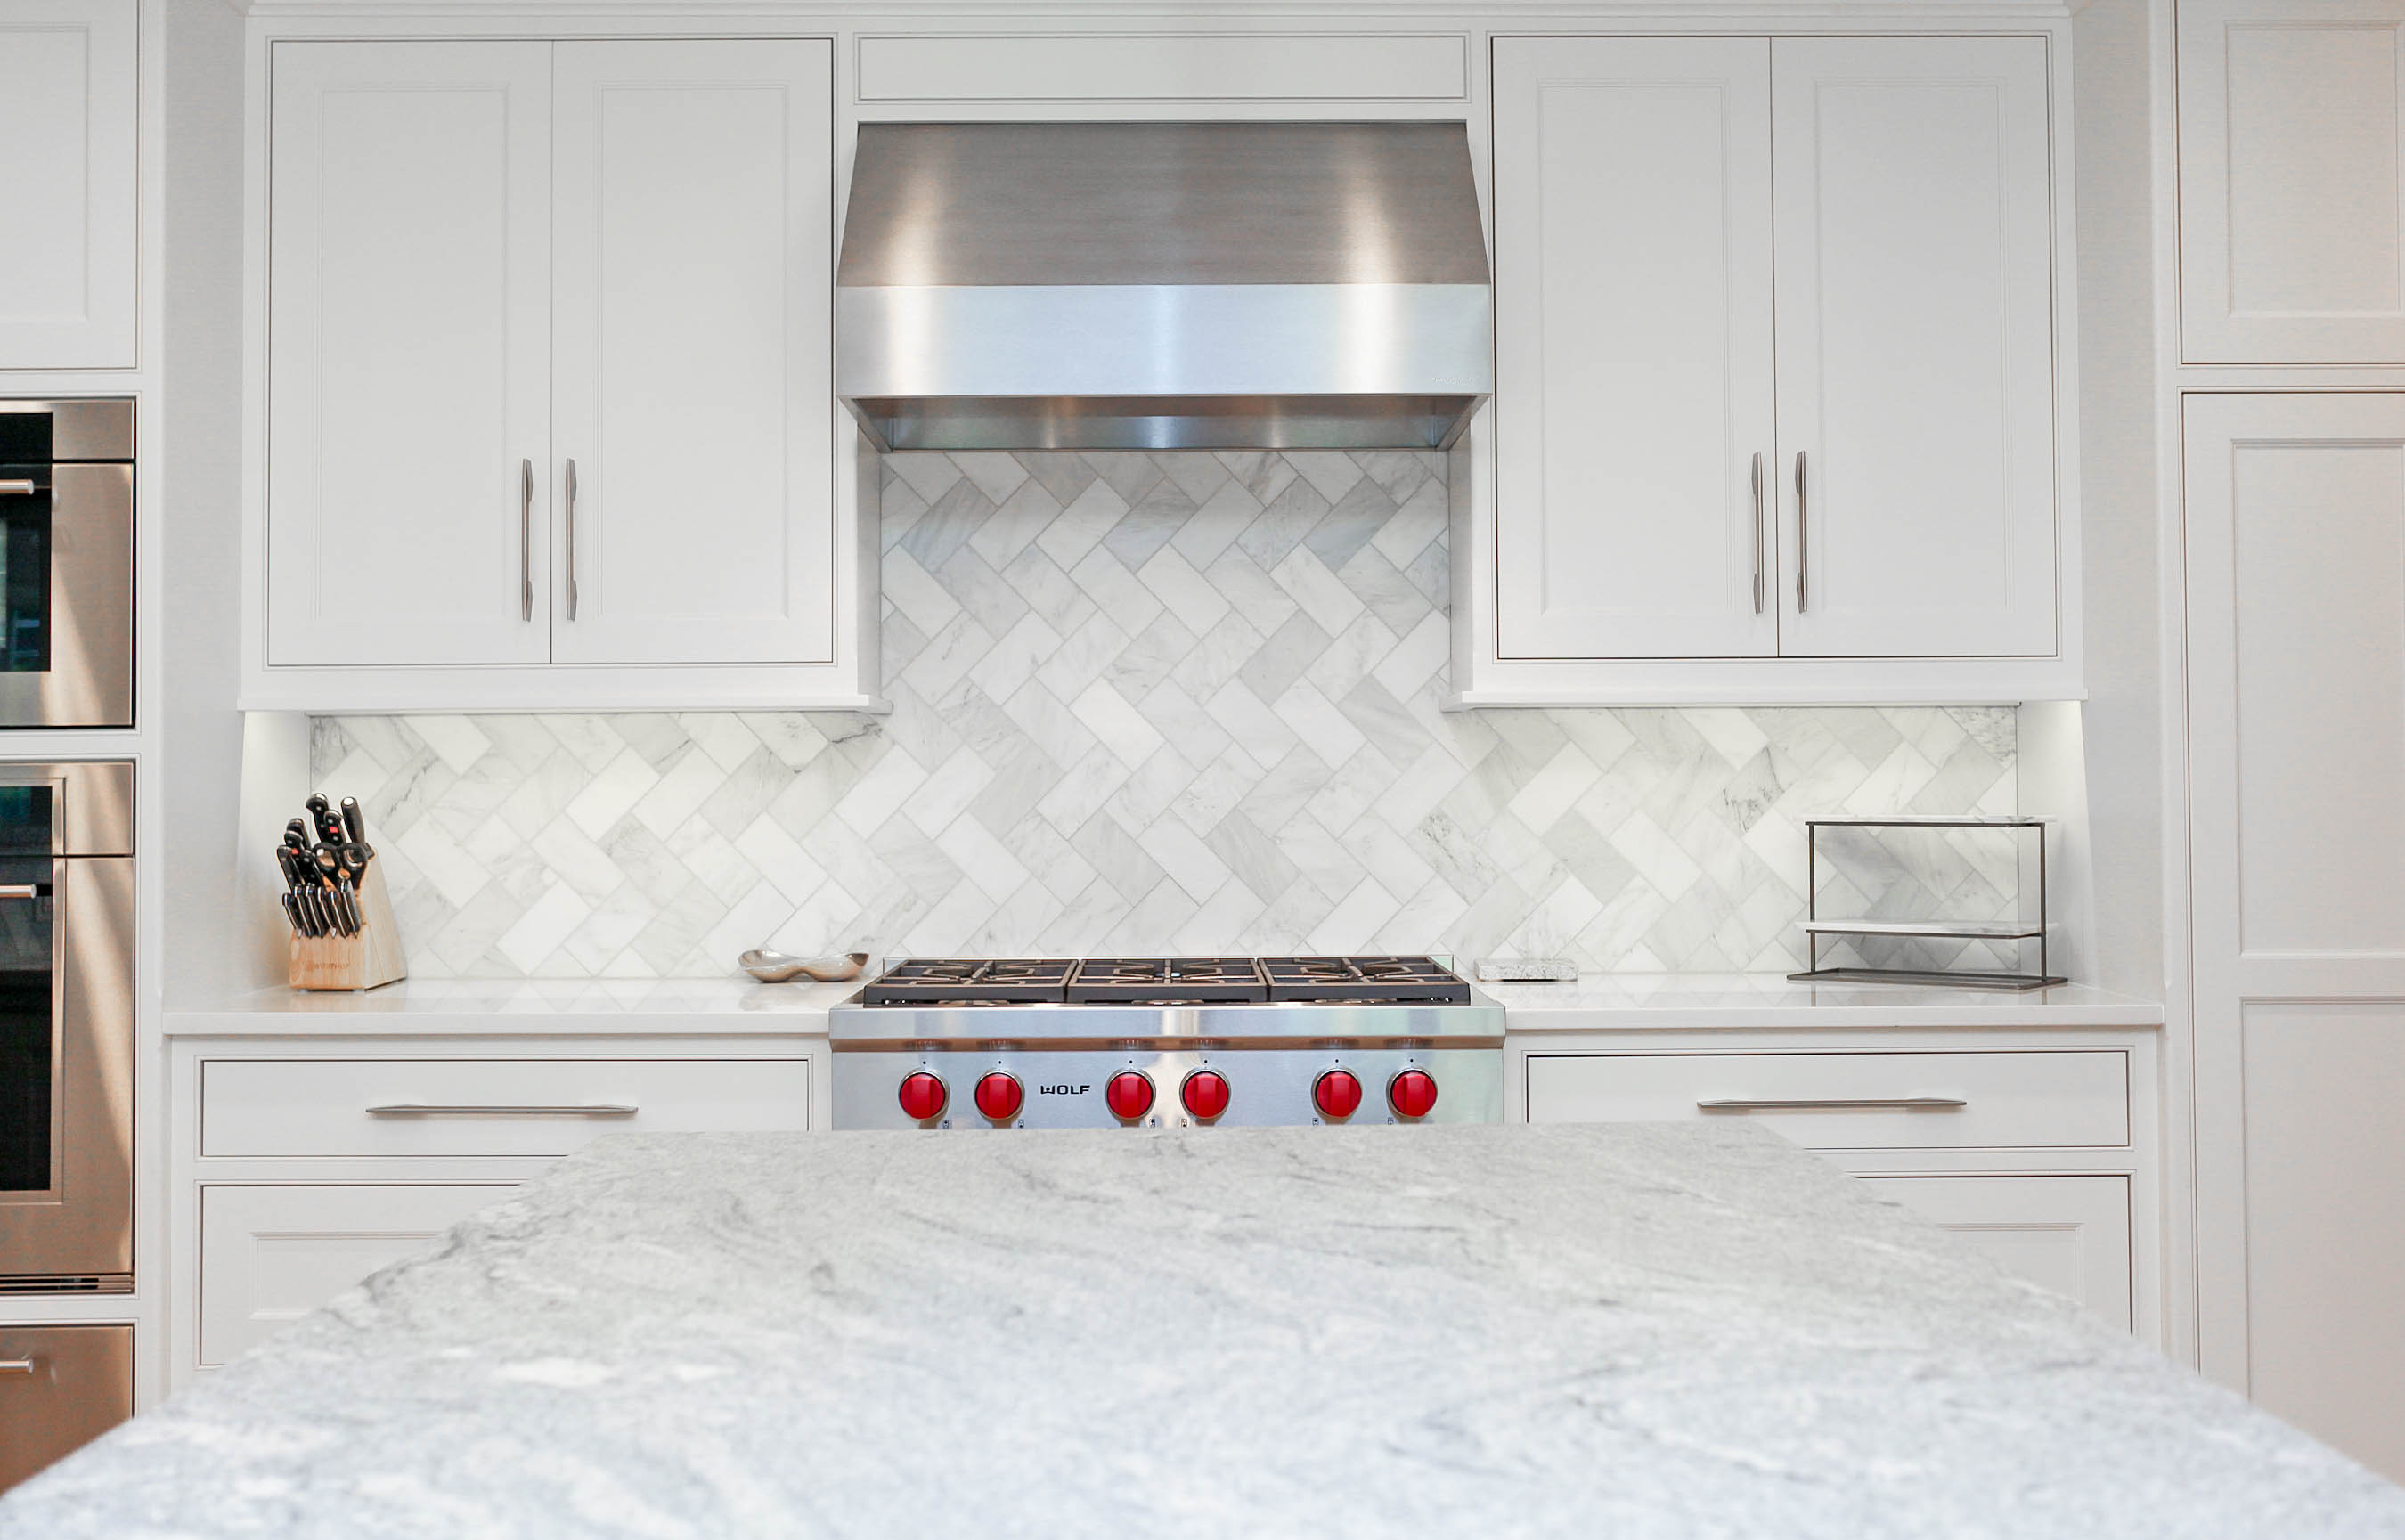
[{"xmin": 836, "ymin": 121, "xmax": 1493, "ymax": 454}]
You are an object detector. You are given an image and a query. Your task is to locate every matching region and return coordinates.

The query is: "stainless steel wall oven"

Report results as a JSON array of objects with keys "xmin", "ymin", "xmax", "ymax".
[
  {"xmin": 0, "ymin": 401, "xmax": 134, "ymax": 729},
  {"xmin": 0, "ymin": 762, "xmax": 134, "ymax": 1292}
]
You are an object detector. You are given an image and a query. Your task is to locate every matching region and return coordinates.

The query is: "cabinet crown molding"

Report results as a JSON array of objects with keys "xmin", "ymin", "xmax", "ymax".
[{"xmin": 236, "ymin": 1, "xmax": 2074, "ymax": 21}]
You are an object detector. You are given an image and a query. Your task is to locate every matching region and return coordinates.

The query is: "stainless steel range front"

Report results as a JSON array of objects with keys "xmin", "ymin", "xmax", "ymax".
[{"xmin": 829, "ymin": 957, "xmax": 1504, "ymax": 1131}]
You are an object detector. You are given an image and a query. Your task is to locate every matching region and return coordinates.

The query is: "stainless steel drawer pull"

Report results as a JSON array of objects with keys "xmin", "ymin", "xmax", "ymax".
[
  {"xmin": 0, "ymin": 884, "xmax": 40, "ymax": 901},
  {"xmin": 563, "ymin": 459, "xmax": 580, "ymax": 621},
  {"xmin": 1697, "ymin": 1096, "xmax": 1967, "ymax": 1112},
  {"xmin": 1749, "ymin": 451, "xmax": 1765, "ymax": 615},
  {"xmin": 0, "ymin": 480, "xmax": 36, "ymax": 497},
  {"xmin": 365, "ymin": 1104, "xmax": 639, "ymax": 1118},
  {"xmin": 1794, "ymin": 450, "xmax": 1811, "ymax": 613},
  {"xmin": 519, "ymin": 459, "xmax": 534, "ymax": 623},
  {"xmin": 0, "ymin": 1359, "xmax": 36, "ymax": 1374}
]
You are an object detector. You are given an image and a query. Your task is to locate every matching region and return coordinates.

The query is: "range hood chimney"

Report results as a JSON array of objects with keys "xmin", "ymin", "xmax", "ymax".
[{"xmin": 836, "ymin": 120, "xmax": 1493, "ymax": 454}]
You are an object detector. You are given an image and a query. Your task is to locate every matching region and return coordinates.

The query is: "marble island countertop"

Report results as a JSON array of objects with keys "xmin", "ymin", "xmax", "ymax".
[
  {"xmin": 165, "ymin": 971, "xmax": 2160, "ymax": 1037},
  {"xmin": 7, "ymin": 1122, "xmax": 2393, "ymax": 1537}
]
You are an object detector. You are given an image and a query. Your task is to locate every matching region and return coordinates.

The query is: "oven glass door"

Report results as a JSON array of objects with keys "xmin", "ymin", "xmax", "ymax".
[
  {"xmin": 0, "ymin": 786, "xmax": 53, "ymax": 1202},
  {"xmin": 0, "ymin": 474, "xmax": 50, "ymax": 681},
  {"xmin": 0, "ymin": 401, "xmax": 133, "ymax": 729}
]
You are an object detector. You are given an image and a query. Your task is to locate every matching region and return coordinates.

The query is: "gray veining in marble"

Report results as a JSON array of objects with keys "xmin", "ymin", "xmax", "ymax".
[{"xmin": 11, "ymin": 1124, "xmax": 2397, "ymax": 1537}]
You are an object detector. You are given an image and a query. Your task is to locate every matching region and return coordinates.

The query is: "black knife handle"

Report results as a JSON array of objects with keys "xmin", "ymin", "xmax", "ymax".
[{"xmin": 339, "ymin": 796, "xmax": 368, "ymax": 847}]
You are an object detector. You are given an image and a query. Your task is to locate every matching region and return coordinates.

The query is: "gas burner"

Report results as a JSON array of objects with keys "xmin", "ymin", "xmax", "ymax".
[
  {"xmin": 1260, "ymin": 957, "xmax": 1473, "ymax": 1005},
  {"xmin": 861, "ymin": 958, "xmax": 1075, "ymax": 1006},
  {"xmin": 1068, "ymin": 957, "xmax": 1268, "ymax": 1004}
]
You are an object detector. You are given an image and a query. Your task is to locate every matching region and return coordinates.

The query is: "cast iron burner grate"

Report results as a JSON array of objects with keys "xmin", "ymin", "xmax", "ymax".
[
  {"xmin": 861, "ymin": 958, "xmax": 1075, "ymax": 1006},
  {"xmin": 1259, "ymin": 956, "xmax": 1473, "ymax": 1005},
  {"xmin": 1066, "ymin": 957, "xmax": 1269, "ymax": 1004}
]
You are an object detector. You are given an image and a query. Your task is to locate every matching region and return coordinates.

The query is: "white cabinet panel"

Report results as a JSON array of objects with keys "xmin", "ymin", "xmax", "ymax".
[
  {"xmin": 1492, "ymin": 38, "xmax": 1778, "ymax": 660},
  {"xmin": 1771, "ymin": 37, "xmax": 2058, "ymax": 659},
  {"xmin": 199, "ymin": 1183, "xmax": 510, "ymax": 1365},
  {"xmin": 550, "ymin": 41, "xmax": 834, "ymax": 665},
  {"xmin": 2180, "ymin": 0, "xmax": 2405, "ymax": 361},
  {"xmin": 2238, "ymin": 1001, "xmax": 2405, "ymax": 1481},
  {"xmin": 1858, "ymin": 1174, "xmax": 2132, "ymax": 1332},
  {"xmin": 0, "ymin": 0, "xmax": 137, "ymax": 369},
  {"xmin": 856, "ymin": 32, "xmax": 1467, "ymax": 102},
  {"xmin": 200, "ymin": 1055, "xmax": 811, "ymax": 1158},
  {"xmin": 267, "ymin": 42, "xmax": 554, "ymax": 667},
  {"xmin": 1524, "ymin": 1050, "xmax": 2130, "ymax": 1150},
  {"xmin": 2185, "ymin": 394, "xmax": 2405, "ymax": 1481}
]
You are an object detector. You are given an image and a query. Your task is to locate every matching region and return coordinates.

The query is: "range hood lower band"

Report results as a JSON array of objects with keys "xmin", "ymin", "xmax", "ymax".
[{"xmin": 844, "ymin": 393, "xmax": 1486, "ymax": 453}]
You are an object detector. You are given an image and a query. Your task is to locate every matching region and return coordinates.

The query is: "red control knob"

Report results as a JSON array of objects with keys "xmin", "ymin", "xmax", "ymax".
[
  {"xmin": 1313, "ymin": 1069, "xmax": 1364, "ymax": 1120},
  {"xmin": 1105, "ymin": 1071, "xmax": 1155, "ymax": 1121},
  {"xmin": 1388, "ymin": 1069, "xmax": 1439, "ymax": 1120},
  {"xmin": 897, "ymin": 1071, "xmax": 947, "ymax": 1122},
  {"xmin": 974, "ymin": 1071, "xmax": 1024, "ymax": 1122},
  {"xmin": 1180, "ymin": 1069, "xmax": 1232, "ymax": 1120}
]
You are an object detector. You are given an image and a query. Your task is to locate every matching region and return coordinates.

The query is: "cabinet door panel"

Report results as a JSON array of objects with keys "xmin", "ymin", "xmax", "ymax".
[
  {"xmin": 2180, "ymin": 0, "xmax": 2405, "ymax": 362},
  {"xmin": 0, "ymin": 0, "xmax": 136, "ymax": 368},
  {"xmin": 1493, "ymin": 38, "xmax": 1777, "ymax": 659},
  {"xmin": 2185, "ymin": 393, "xmax": 2405, "ymax": 1481},
  {"xmin": 550, "ymin": 40, "xmax": 835, "ymax": 665},
  {"xmin": 199, "ymin": 1183, "xmax": 512, "ymax": 1365},
  {"xmin": 267, "ymin": 42, "xmax": 553, "ymax": 666},
  {"xmin": 1858, "ymin": 1174, "xmax": 2132, "ymax": 1332},
  {"xmin": 1772, "ymin": 37, "xmax": 2058, "ymax": 658}
]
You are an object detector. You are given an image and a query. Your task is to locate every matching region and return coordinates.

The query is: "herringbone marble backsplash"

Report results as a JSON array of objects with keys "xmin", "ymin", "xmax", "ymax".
[{"xmin": 313, "ymin": 449, "xmax": 2021, "ymax": 981}]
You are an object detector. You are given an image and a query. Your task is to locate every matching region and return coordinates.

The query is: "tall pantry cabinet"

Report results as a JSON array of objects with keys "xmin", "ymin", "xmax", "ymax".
[
  {"xmin": 2175, "ymin": 0, "xmax": 2405, "ymax": 1484},
  {"xmin": 1473, "ymin": 35, "xmax": 2072, "ymax": 704}
]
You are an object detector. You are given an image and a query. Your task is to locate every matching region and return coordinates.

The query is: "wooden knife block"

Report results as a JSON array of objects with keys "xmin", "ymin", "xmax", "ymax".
[{"xmin": 289, "ymin": 860, "xmax": 407, "ymax": 991}]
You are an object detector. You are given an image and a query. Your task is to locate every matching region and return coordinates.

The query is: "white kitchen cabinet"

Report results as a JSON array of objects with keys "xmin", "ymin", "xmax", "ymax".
[
  {"xmin": 171, "ymin": 1035, "xmax": 823, "ymax": 1387},
  {"xmin": 1857, "ymin": 1175, "xmax": 2132, "ymax": 1332},
  {"xmin": 2183, "ymin": 392, "xmax": 2405, "ymax": 1480},
  {"xmin": 199, "ymin": 1183, "xmax": 510, "ymax": 1366},
  {"xmin": 1770, "ymin": 38, "xmax": 2059, "ymax": 660},
  {"xmin": 550, "ymin": 41, "xmax": 834, "ymax": 667},
  {"xmin": 2179, "ymin": 0, "xmax": 2405, "ymax": 363},
  {"xmin": 267, "ymin": 42, "xmax": 555, "ymax": 668},
  {"xmin": 1473, "ymin": 34, "xmax": 2072, "ymax": 702},
  {"xmin": 0, "ymin": 0, "xmax": 139, "ymax": 370},
  {"xmin": 1520, "ymin": 1035, "xmax": 2152, "ymax": 1337},
  {"xmin": 1490, "ymin": 38, "xmax": 1779, "ymax": 661},
  {"xmin": 259, "ymin": 37, "xmax": 874, "ymax": 709}
]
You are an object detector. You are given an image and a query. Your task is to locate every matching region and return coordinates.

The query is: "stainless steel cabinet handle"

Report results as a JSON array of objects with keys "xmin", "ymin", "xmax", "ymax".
[
  {"xmin": 0, "ymin": 884, "xmax": 40, "ymax": 901},
  {"xmin": 519, "ymin": 459, "xmax": 534, "ymax": 623},
  {"xmin": 366, "ymin": 1104, "xmax": 638, "ymax": 1118},
  {"xmin": 1697, "ymin": 1096, "xmax": 1966, "ymax": 1112},
  {"xmin": 1750, "ymin": 452, "xmax": 1765, "ymax": 615},
  {"xmin": 0, "ymin": 480, "xmax": 36, "ymax": 497},
  {"xmin": 0, "ymin": 1359, "xmax": 36, "ymax": 1374},
  {"xmin": 1794, "ymin": 450, "xmax": 1810, "ymax": 613},
  {"xmin": 563, "ymin": 459, "xmax": 580, "ymax": 621}
]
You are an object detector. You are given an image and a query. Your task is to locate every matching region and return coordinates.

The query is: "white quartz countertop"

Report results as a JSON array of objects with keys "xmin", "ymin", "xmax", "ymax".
[
  {"xmin": 165, "ymin": 972, "xmax": 2160, "ymax": 1037},
  {"xmin": 1481, "ymin": 972, "xmax": 2162, "ymax": 1030},
  {"xmin": 7, "ymin": 1123, "xmax": 2393, "ymax": 1537}
]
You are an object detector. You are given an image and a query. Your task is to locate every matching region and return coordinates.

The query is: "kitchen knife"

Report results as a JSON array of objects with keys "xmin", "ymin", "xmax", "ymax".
[
  {"xmin": 285, "ymin": 820, "xmax": 311, "ymax": 853},
  {"xmin": 281, "ymin": 891, "xmax": 306, "ymax": 937},
  {"xmin": 335, "ymin": 875, "xmax": 362, "ymax": 934},
  {"xmin": 339, "ymin": 796, "xmax": 368, "ymax": 848},
  {"xmin": 310, "ymin": 798, "xmax": 346, "ymax": 850}
]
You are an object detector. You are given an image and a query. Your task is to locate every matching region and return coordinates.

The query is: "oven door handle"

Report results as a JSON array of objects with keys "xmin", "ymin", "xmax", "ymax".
[
  {"xmin": 0, "ymin": 480, "xmax": 36, "ymax": 497},
  {"xmin": 0, "ymin": 1359, "xmax": 35, "ymax": 1374},
  {"xmin": 365, "ymin": 1104, "xmax": 639, "ymax": 1118},
  {"xmin": 0, "ymin": 884, "xmax": 39, "ymax": 901}
]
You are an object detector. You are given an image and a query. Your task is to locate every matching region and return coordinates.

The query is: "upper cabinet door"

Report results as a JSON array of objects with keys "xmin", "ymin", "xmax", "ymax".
[
  {"xmin": 1493, "ymin": 37, "xmax": 1779, "ymax": 659},
  {"xmin": 549, "ymin": 40, "xmax": 835, "ymax": 666},
  {"xmin": 0, "ymin": 0, "xmax": 137, "ymax": 369},
  {"xmin": 1771, "ymin": 37, "xmax": 2059, "ymax": 659},
  {"xmin": 267, "ymin": 43, "xmax": 554, "ymax": 666},
  {"xmin": 2180, "ymin": 0, "xmax": 2405, "ymax": 363}
]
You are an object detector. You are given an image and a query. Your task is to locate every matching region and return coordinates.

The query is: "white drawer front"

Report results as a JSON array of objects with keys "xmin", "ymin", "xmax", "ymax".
[
  {"xmin": 1860, "ymin": 1174, "xmax": 2132, "ymax": 1332},
  {"xmin": 200, "ymin": 1183, "xmax": 510, "ymax": 1365},
  {"xmin": 1525, "ymin": 1050, "xmax": 2128, "ymax": 1149},
  {"xmin": 200, "ymin": 1057, "xmax": 810, "ymax": 1159}
]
